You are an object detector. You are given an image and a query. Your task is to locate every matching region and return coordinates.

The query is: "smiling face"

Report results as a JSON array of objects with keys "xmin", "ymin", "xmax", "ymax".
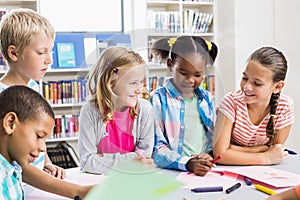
[
  {"xmin": 112, "ymin": 65, "xmax": 147, "ymax": 111},
  {"xmin": 10, "ymin": 32, "xmax": 54, "ymax": 82},
  {"xmin": 172, "ymin": 53, "xmax": 206, "ymax": 99},
  {"xmin": 240, "ymin": 60, "xmax": 282, "ymax": 106},
  {"xmin": 7, "ymin": 112, "xmax": 54, "ymax": 167}
]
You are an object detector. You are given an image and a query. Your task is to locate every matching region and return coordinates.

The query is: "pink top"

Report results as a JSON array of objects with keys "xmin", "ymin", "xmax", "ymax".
[
  {"xmin": 98, "ymin": 107, "xmax": 135, "ymax": 154},
  {"xmin": 217, "ymin": 90, "xmax": 294, "ymax": 146}
]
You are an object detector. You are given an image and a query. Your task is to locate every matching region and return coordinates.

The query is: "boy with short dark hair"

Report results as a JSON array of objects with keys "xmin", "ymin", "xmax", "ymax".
[{"xmin": 0, "ymin": 85, "xmax": 55, "ymax": 199}]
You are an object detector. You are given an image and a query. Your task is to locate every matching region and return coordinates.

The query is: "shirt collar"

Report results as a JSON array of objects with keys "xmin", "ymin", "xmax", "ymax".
[
  {"xmin": 0, "ymin": 154, "xmax": 23, "ymax": 181},
  {"xmin": 165, "ymin": 78, "xmax": 204, "ymax": 101}
]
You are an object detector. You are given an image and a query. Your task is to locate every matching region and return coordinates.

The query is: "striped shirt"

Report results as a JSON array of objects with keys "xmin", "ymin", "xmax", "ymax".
[
  {"xmin": 0, "ymin": 154, "xmax": 24, "ymax": 200},
  {"xmin": 217, "ymin": 90, "xmax": 295, "ymax": 146},
  {"xmin": 152, "ymin": 78, "xmax": 215, "ymax": 171},
  {"xmin": 0, "ymin": 79, "xmax": 40, "ymax": 93}
]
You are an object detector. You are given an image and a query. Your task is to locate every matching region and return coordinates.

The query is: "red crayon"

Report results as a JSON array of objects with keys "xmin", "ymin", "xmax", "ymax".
[{"xmin": 211, "ymin": 155, "xmax": 222, "ymax": 164}]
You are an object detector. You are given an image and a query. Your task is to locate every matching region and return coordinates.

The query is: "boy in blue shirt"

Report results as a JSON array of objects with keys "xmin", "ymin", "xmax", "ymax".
[{"xmin": 0, "ymin": 86, "xmax": 55, "ymax": 199}]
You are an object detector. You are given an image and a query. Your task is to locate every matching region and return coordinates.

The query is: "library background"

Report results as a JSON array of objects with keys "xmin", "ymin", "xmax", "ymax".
[{"xmin": 1, "ymin": 0, "xmax": 300, "ymax": 167}]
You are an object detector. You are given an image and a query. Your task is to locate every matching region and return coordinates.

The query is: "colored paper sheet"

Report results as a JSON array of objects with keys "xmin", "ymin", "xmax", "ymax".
[
  {"xmin": 223, "ymin": 166, "xmax": 300, "ymax": 188},
  {"xmin": 84, "ymin": 161, "xmax": 184, "ymax": 200}
]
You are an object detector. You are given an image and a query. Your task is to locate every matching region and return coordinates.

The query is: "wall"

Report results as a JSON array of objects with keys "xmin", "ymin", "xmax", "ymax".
[
  {"xmin": 274, "ymin": 0, "xmax": 300, "ymax": 152},
  {"xmin": 39, "ymin": 0, "xmax": 123, "ymax": 32}
]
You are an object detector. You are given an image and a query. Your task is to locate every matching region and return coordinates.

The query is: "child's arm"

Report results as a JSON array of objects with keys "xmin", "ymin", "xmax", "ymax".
[
  {"xmin": 22, "ymin": 164, "xmax": 93, "ymax": 199},
  {"xmin": 213, "ymin": 112, "xmax": 287, "ymax": 165},
  {"xmin": 266, "ymin": 186, "xmax": 299, "ymax": 200},
  {"xmin": 135, "ymin": 99, "xmax": 155, "ymax": 157},
  {"xmin": 43, "ymin": 152, "xmax": 65, "ymax": 179}
]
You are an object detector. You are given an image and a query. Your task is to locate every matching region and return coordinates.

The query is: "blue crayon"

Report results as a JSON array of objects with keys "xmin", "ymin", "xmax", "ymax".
[
  {"xmin": 244, "ymin": 176, "xmax": 252, "ymax": 186},
  {"xmin": 191, "ymin": 186, "xmax": 223, "ymax": 193},
  {"xmin": 284, "ymin": 149, "xmax": 297, "ymax": 155}
]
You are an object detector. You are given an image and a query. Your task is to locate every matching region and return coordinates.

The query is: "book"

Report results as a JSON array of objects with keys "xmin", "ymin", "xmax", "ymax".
[
  {"xmin": 60, "ymin": 142, "xmax": 80, "ymax": 167},
  {"xmin": 52, "ymin": 33, "xmax": 86, "ymax": 69}
]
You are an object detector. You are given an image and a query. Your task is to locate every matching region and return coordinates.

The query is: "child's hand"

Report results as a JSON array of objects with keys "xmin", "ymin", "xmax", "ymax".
[
  {"xmin": 264, "ymin": 144, "xmax": 288, "ymax": 165},
  {"xmin": 192, "ymin": 153, "xmax": 212, "ymax": 160},
  {"xmin": 43, "ymin": 162, "xmax": 65, "ymax": 179},
  {"xmin": 186, "ymin": 154, "xmax": 215, "ymax": 176},
  {"xmin": 133, "ymin": 155, "xmax": 155, "ymax": 168}
]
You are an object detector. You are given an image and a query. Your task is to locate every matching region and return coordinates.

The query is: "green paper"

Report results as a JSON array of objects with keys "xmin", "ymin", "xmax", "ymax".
[{"xmin": 84, "ymin": 161, "xmax": 183, "ymax": 200}]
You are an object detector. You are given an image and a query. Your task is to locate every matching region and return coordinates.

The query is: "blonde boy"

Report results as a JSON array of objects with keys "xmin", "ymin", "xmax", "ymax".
[{"xmin": 0, "ymin": 8, "xmax": 93, "ymax": 198}]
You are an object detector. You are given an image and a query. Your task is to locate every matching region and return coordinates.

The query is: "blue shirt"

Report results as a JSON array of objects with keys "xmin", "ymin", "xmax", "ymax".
[
  {"xmin": 0, "ymin": 154, "xmax": 24, "ymax": 200},
  {"xmin": 152, "ymin": 78, "xmax": 215, "ymax": 171}
]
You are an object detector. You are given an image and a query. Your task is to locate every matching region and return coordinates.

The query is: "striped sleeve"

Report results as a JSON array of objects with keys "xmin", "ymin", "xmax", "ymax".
[
  {"xmin": 217, "ymin": 92, "xmax": 236, "ymax": 122},
  {"xmin": 275, "ymin": 95, "xmax": 295, "ymax": 130}
]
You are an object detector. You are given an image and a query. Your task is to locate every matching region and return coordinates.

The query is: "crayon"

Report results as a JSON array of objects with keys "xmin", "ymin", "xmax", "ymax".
[
  {"xmin": 284, "ymin": 149, "xmax": 297, "ymax": 155},
  {"xmin": 254, "ymin": 184, "xmax": 276, "ymax": 195},
  {"xmin": 191, "ymin": 186, "xmax": 223, "ymax": 193},
  {"xmin": 225, "ymin": 182, "xmax": 241, "ymax": 194},
  {"xmin": 211, "ymin": 155, "xmax": 223, "ymax": 164},
  {"xmin": 244, "ymin": 176, "xmax": 252, "ymax": 186}
]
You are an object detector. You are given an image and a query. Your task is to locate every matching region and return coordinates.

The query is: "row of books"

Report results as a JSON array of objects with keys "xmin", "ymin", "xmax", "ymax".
[
  {"xmin": 148, "ymin": 75, "xmax": 215, "ymax": 95},
  {"xmin": 51, "ymin": 114, "xmax": 79, "ymax": 139},
  {"xmin": 148, "ymin": 0, "xmax": 213, "ymax": 1},
  {"xmin": 183, "ymin": 11, "xmax": 213, "ymax": 33},
  {"xmin": 147, "ymin": 10, "xmax": 181, "ymax": 33},
  {"xmin": 47, "ymin": 142, "xmax": 79, "ymax": 169},
  {"xmin": 42, "ymin": 77, "xmax": 87, "ymax": 105},
  {"xmin": 183, "ymin": 0, "xmax": 214, "ymax": 2},
  {"xmin": 202, "ymin": 74, "xmax": 215, "ymax": 95},
  {"xmin": 148, "ymin": 76, "xmax": 170, "ymax": 92}
]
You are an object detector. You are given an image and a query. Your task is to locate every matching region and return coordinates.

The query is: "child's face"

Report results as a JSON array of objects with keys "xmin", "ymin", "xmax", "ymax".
[
  {"xmin": 14, "ymin": 32, "xmax": 54, "ymax": 81},
  {"xmin": 240, "ymin": 60, "xmax": 280, "ymax": 105},
  {"xmin": 172, "ymin": 53, "xmax": 206, "ymax": 98},
  {"xmin": 112, "ymin": 65, "xmax": 146, "ymax": 111},
  {"xmin": 7, "ymin": 112, "xmax": 54, "ymax": 167}
]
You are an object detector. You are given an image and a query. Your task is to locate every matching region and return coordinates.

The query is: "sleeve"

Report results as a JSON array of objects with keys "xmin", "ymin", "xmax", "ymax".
[
  {"xmin": 152, "ymin": 92, "xmax": 191, "ymax": 171},
  {"xmin": 217, "ymin": 92, "xmax": 236, "ymax": 123},
  {"xmin": 135, "ymin": 99, "xmax": 155, "ymax": 157},
  {"xmin": 78, "ymin": 103, "xmax": 137, "ymax": 174}
]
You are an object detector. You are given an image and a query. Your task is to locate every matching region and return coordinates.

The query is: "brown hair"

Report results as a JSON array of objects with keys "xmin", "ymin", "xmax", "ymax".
[{"xmin": 247, "ymin": 46, "xmax": 288, "ymax": 144}]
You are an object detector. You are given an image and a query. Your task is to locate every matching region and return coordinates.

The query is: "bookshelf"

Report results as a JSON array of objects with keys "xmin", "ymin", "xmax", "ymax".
[
  {"xmin": 0, "ymin": 0, "xmax": 38, "ymax": 11},
  {"xmin": 145, "ymin": 0, "xmax": 215, "ymax": 95}
]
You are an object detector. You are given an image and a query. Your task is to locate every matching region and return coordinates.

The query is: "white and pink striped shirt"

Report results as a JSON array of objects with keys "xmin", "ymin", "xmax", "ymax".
[{"xmin": 217, "ymin": 90, "xmax": 295, "ymax": 146}]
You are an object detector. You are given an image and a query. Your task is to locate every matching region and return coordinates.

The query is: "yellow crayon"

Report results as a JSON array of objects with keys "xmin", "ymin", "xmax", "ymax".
[{"xmin": 254, "ymin": 184, "xmax": 277, "ymax": 195}]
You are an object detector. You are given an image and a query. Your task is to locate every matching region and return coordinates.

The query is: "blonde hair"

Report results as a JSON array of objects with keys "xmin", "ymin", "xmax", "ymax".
[
  {"xmin": 0, "ymin": 8, "xmax": 55, "ymax": 63},
  {"xmin": 87, "ymin": 46, "xmax": 147, "ymax": 123}
]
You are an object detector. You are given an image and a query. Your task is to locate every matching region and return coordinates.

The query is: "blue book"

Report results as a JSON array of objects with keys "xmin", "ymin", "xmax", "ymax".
[{"xmin": 52, "ymin": 33, "xmax": 86, "ymax": 69}]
